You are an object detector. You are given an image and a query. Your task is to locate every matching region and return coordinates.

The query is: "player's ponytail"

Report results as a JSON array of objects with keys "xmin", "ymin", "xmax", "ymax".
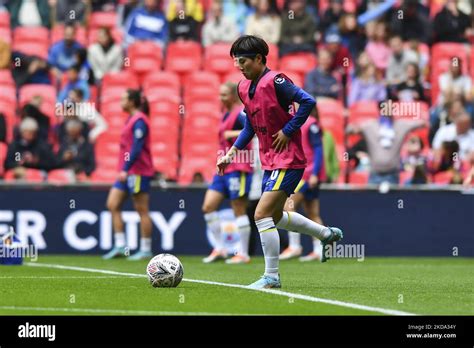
[
  {"xmin": 127, "ymin": 89, "xmax": 142, "ymax": 109},
  {"xmin": 140, "ymin": 95, "xmax": 150, "ymax": 116}
]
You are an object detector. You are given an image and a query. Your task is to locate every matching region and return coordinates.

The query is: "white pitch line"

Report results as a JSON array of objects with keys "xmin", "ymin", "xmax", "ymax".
[
  {"xmin": 25, "ymin": 262, "xmax": 416, "ymax": 316},
  {"xmin": 0, "ymin": 276, "xmax": 129, "ymax": 279},
  {"xmin": 0, "ymin": 306, "xmax": 257, "ymax": 316}
]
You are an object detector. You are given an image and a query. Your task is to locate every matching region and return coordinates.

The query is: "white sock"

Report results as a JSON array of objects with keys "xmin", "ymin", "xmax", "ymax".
[
  {"xmin": 255, "ymin": 217, "xmax": 279, "ymax": 279},
  {"xmin": 313, "ymin": 238, "xmax": 322, "ymax": 255},
  {"xmin": 288, "ymin": 232, "xmax": 301, "ymax": 249},
  {"xmin": 236, "ymin": 214, "xmax": 251, "ymax": 257},
  {"xmin": 115, "ymin": 232, "xmax": 126, "ymax": 248},
  {"xmin": 277, "ymin": 211, "xmax": 331, "ymax": 241},
  {"xmin": 140, "ymin": 237, "xmax": 152, "ymax": 253},
  {"xmin": 204, "ymin": 212, "xmax": 223, "ymax": 250}
]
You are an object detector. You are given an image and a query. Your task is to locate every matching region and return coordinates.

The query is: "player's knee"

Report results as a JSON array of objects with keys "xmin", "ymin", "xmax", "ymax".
[
  {"xmin": 254, "ymin": 210, "xmax": 271, "ymax": 222},
  {"xmin": 106, "ymin": 200, "xmax": 119, "ymax": 212},
  {"xmin": 202, "ymin": 204, "xmax": 214, "ymax": 215}
]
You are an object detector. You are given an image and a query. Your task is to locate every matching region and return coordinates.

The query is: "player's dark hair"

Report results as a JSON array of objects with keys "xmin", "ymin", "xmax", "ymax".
[
  {"xmin": 230, "ymin": 35, "xmax": 269, "ymax": 64},
  {"xmin": 127, "ymin": 89, "xmax": 142, "ymax": 108}
]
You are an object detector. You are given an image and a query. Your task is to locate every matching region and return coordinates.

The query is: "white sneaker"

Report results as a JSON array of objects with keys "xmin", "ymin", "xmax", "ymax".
[
  {"xmin": 225, "ymin": 254, "xmax": 251, "ymax": 264},
  {"xmin": 202, "ymin": 249, "xmax": 227, "ymax": 263},
  {"xmin": 299, "ymin": 252, "xmax": 322, "ymax": 262},
  {"xmin": 279, "ymin": 246, "xmax": 303, "ymax": 260}
]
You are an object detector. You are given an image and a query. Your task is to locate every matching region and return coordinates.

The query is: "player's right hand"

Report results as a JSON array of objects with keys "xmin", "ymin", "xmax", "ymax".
[{"xmin": 216, "ymin": 156, "xmax": 231, "ymax": 176}]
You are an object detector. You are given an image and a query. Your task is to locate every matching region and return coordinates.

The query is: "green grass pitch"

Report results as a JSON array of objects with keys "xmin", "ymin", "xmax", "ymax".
[{"xmin": 0, "ymin": 256, "xmax": 472, "ymax": 316}]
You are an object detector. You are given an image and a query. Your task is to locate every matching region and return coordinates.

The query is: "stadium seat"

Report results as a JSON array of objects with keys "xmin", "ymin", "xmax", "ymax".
[
  {"xmin": 165, "ymin": 41, "xmax": 202, "ymax": 74},
  {"xmin": 0, "ymin": 85, "xmax": 16, "ymax": 105},
  {"xmin": 100, "ymin": 87, "xmax": 129, "ymax": 105},
  {"xmin": 0, "ymin": 27, "xmax": 11, "ymax": 44},
  {"xmin": 432, "ymin": 171, "xmax": 454, "ymax": 185},
  {"xmin": 102, "ymin": 71, "xmax": 140, "ymax": 90},
  {"xmin": 51, "ymin": 24, "xmax": 87, "ymax": 46},
  {"xmin": 222, "ymin": 71, "xmax": 244, "ymax": 84},
  {"xmin": 143, "ymin": 71, "xmax": 180, "ymax": 95},
  {"xmin": 148, "ymin": 100, "xmax": 181, "ymax": 116},
  {"xmin": 178, "ymin": 155, "xmax": 215, "ymax": 184},
  {"xmin": 283, "ymin": 71, "xmax": 304, "ymax": 88},
  {"xmin": 391, "ymin": 101, "xmax": 430, "ymax": 121},
  {"xmin": 0, "ymin": 142, "xmax": 7, "ymax": 177},
  {"xmin": 90, "ymin": 168, "xmax": 116, "ymax": 183},
  {"xmin": 184, "ymin": 71, "xmax": 221, "ymax": 90},
  {"xmin": 0, "ymin": 10, "xmax": 10, "ymax": 28},
  {"xmin": 185, "ymin": 99, "xmax": 221, "ymax": 119},
  {"xmin": 12, "ymin": 42, "xmax": 48, "ymax": 60},
  {"xmin": 13, "ymin": 26, "xmax": 49, "ymax": 46},
  {"xmin": 184, "ymin": 85, "xmax": 220, "ymax": 103},
  {"xmin": 349, "ymin": 171, "xmax": 369, "ymax": 185},
  {"xmin": 267, "ymin": 43, "xmax": 279, "ymax": 69},
  {"xmin": 279, "ymin": 53, "xmax": 317, "ymax": 75},
  {"xmin": 47, "ymin": 169, "xmax": 76, "ymax": 184},
  {"xmin": 101, "ymin": 101, "xmax": 128, "ymax": 119},
  {"xmin": 399, "ymin": 171, "xmax": 413, "ymax": 185},
  {"xmin": 88, "ymin": 27, "xmax": 123, "ymax": 46},
  {"xmin": 150, "ymin": 114, "xmax": 180, "ymax": 131},
  {"xmin": 89, "ymin": 12, "xmax": 117, "ymax": 29},
  {"xmin": 348, "ymin": 101, "xmax": 380, "ymax": 123},
  {"xmin": 126, "ymin": 41, "xmax": 163, "ymax": 76},
  {"xmin": 19, "ymin": 84, "xmax": 56, "ymax": 106},
  {"xmin": 0, "ymin": 100, "xmax": 17, "ymax": 142},
  {"xmin": 181, "ymin": 136, "xmax": 218, "ymax": 158},
  {"xmin": 183, "ymin": 112, "xmax": 220, "ymax": 132},
  {"xmin": 153, "ymin": 154, "xmax": 178, "ymax": 180},
  {"xmin": 204, "ymin": 43, "xmax": 234, "ymax": 75},
  {"xmin": 3, "ymin": 169, "xmax": 45, "ymax": 182}
]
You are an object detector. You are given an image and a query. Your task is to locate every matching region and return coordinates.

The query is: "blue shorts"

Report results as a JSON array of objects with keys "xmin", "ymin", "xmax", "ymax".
[
  {"xmin": 209, "ymin": 171, "xmax": 252, "ymax": 200},
  {"xmin": 294, "ymin": 180, "xmax": 320, "ymax": 201},
  {"xmin": 113, "ymin": 175, "xmax": 152, "ymax": 195},
  {"xmin": 262, "ymin": 169, "xmax": 304, "ymax": 197}
]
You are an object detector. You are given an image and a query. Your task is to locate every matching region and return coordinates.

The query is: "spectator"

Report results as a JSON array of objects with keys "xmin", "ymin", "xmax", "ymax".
[
  {"xmin": 385, "ymin": 35, "xmax": 418, "ymax": 86},
  {"xmin": 322, "ymin": 130, "xmax": 340, "ymax": 183},
  {"xmin": 0, "ymin": 113, "xmax": 6, "ymax": 143},
  {"xmin": 223, "ymin": 0, "xmax": 253, "ymax": 34},
  {"xmin": 123, "ymin": 0, "xmax": 168, "ymax": 48},
  {"xmin": 393, "ymin": 63, "xmax": 427, "ymax": 102},
  {"xmin": 166, "ymin": 0, "xmax": 204, "ymax": 22},
  {"xmin": 202, "ymin": 0, "xmax": 239, "ymax": 47},
  {"xmin": 245, "ymin": 0, "xmax": 281, "ymax": 44},
  {"xmin": 401, "ymin": 135, "xmax": 428, "ymax": 184},
  {"xmin": 90, "ymin": 0, "xmax": 117, "ymax": 12},
  {"xmin": 75, "ymin": 48, "xmax": 94, "ymax": 85},
  {"xmin": 324, "ymin": 27, "xmax": 351, "ymax": 74},
  {"xmin": 338, "ymin": 12, "xmax": 366, "ymax": 60},
  {"xmin": 57, "ymin": 118, "xmax": 96, "ymax": 177},
  {"xmin": 57, "ymin": 64, "xmax": 90, "ymax": 103},
  {"xmin": 118, "ymin": 0, "xmax": 140, "ymax": 29},
  {"xmin": 7, "ymin": 0, "xmax": 50, "ymax": 28},
  {"xmin": 405, "ymin": 39, "xmax": 429, "ymax": 82},
  {"xmin": 68, "ymin": 88, "xmax": 107, "ymax": 143},
  {"xmin": 364, "ymin": 20, "xmax": 391, "ymax": 71},
  {"xmin": 48, "ymin": 23, "xmax": 83, "ymax": 76},
  {"xmin": 347, "ymin": 52, "xmax": 386, "ymax": 106},
  {"xmin": 429, "ymin": 97, "xmax": 471, "ymax": 144},
  {"xmin": 0, "ymin": 37, "xmax": 11, "ymax": 69},
  {"xmin": 304, "ymin": 48, "xmax": 340, "ymax": 99},
  {"xmin": 390, "ymin": 0, "xmax": 431, "ymax": 44},
  {"xmin": 433, "ymin": 0, "xmax": 471, "ymax": 43},
  {"xmin": 437, "ymin": 57, "xmax": 473, "ymax": 107},
  {"xmin": 432, "ymin": 112, "xmax": 474, "ymax": 160},
  {"xmin": 168, "ymin": 0, "xmax": 200, "ymax": 42},
  {"xmin": 4, "ymin": 118, "xmax": 57, "ymax": 177},
  {"xmin": 11, "ymin": 52, "xmax": 51, "ymax": 87},
  {"xmin": 346, "ymin": 102, "xmax": 426, "ymax": 184},
  {"xmin": 462, "ymin": 151, "xmax": 474, "ymax": 186},
  {"xmin": 14, "ymin": 96, "xmax": 50, "ymax": 142},
  {"xmin": 279, "ymin": 0, "xmax": 316, "ymax": 56},
  {"xmin": 320, "ymin": 0, "xmax": 345, "ymax": 34},
  {"xmin": 56, "ymin": 115, "xmax": 90, "ymax": 145},
  {"xmin": 52, "ymin": 0, "xmax": 88, "ymax": 26},
  {"xmin": 88, "ymin": 27, "xmax": 123, "ymax": 81},
  {"xmin": 428, "ymin": 140, "xmax": 464, "ymax": 184}
]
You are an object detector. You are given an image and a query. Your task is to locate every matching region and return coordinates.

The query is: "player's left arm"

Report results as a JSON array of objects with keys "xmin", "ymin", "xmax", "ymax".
[
  {"xmin": 223, "ymin": 111, "xmax": 246, "ymax": 140},
  {"xmin": 119, "ymin": 119, "xmax": 148, "ymax": 181},
  {"xmin": 272, "ymin": 75, "xmax": 316, "ymax": 152}
]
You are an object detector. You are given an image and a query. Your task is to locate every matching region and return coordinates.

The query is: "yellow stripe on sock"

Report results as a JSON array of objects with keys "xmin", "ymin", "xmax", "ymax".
[
  {"xmin": 272, "ymin": 169, "xmax": 287, "ymax": 191},
  {"xmin": 260, "ymin": 228, "xmax": 278, "ymax": 233},
  {"xmin": 239, "ymin": 172, "xmax": 246, "ymax": 197},
  {"xmin": 134, "ymin": 175, "xmax": 141, "ymax": 193},
  {"xmin": 295, "ymin": 179, "xmax": 305, "ymax": 193}
]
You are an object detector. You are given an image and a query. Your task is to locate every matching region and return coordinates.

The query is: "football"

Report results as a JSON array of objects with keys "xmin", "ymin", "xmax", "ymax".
[{"xmin": 146, "ymin": 254, "xmax": 184, "ymax": 288}]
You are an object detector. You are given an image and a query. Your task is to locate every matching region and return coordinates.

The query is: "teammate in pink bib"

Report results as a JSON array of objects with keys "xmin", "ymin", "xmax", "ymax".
[{"xmin": 217, "ymin": 35, "xmax": 343, "ymax": 289}]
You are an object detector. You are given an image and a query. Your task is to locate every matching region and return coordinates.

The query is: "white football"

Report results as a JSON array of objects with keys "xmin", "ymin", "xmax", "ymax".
[{"xmin": 146, "ymin": 254, "xmax": 184, "ymax": 288}]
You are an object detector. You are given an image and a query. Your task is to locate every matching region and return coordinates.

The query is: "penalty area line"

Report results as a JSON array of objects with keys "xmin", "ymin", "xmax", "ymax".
[{"xmin": 25, "ymin": 262, "xmax": 416, "ymax": 316}]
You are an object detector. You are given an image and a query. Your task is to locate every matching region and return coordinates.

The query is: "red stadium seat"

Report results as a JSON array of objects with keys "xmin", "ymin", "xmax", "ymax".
[
  {"xmin": 183, "ymin": 113, "xmax": 220, "ymax": 134},
  {"xmin": 47, "ymin": 169, "xmax": 76, "ymax": 184},
  {"xmin": 0, "ymin": 100, "xmax": 17, "ymax": 142},
  {"xmin": 150, "ymin": 114, "xmax": 180, "ymax": 131},
  {"xmin": 153, "ymin": 155, "xmax": 178, "ymax": 180},
  {"xmin": 126, "ymin": 41, "xmax": 163, "ymax": 75},
  {"xmin": 88, "ymin": 27, "xmax": 123, "ymax": 46},
  {"xmin": 391, "ymin": 101, "xmax": 430, "ymax": 121},
  {"xmin": 0, "ymin": 10, "xmax": 10, "ymax": 28},
  {"xmin": 13, "ymin": 26, "xmax": 49, "ymax": 46},
  {"xmin": 267, "ymin": 43, "xmax": 279, "ymax": 69},
  {"xmin": 184, "ymin": 71, "xmax": 221, "ymax": 90},
  {"xmin": 3, "ymin": 169, "xmax": 45, "ymax": 182},
  {"xmin": 349, "ymin": 171, "xmax": 369, "ymax": 185},
  {"xmin": 348, "ymin": 101, "xmax": 380, "ymax": 123},
  {"xmin": 181, "ymin": 136, "xmax": 218, "ymax": 158},
  {"xmin": 185, "ymin": 99, "xmax": 221, "ymax": 119},
  {"xmin": 279, "ymin": 53, "xmax": 317, "ymax": 75},
  {"xmin": 89, "ymin": 12, "xmax": 117, "ymax": 29},
  {"xmin": 0, "ymin": 142, "xmax": 7, "ymax": 176},
  {"xmin": 0, "ymin": 85, "xmax": 16, "ymax": 105},
  {"xmin": 12, "ymin": 42, "xmax": 48, "ymax": 60},
  {"xmin": 184, "ymin": 86, "xmax": 220, "ymax": 103},
  {"xmin": 143, "ymin": 71, "xmax": 180, "ymax": 95},
  {"xmin": 178, "ymin": 155, "xmax": 215, "ymax": 184},
  {"xmin": 165, "ymin": 41, "xmax": 202, "ymax": 74},
  {"xmin": 0, "ymin": 27, "xmax": 11, "ymax": 44},
  {"xmin": 283, "ymin": 71, "xmax": 304, "ymax": 88},
  {"xmin": 100, "ymin": 87, "xmax": 129, "ymax": 105},
  {"xmin": 102, "ymin": 71, "xmax": 140, "ymax": 90},
  {"xmin": 222, "ymin": 71, "xmax": 244, "ymax": 84},
  {"xmin": 148, "ymin": 100, "xmax": 180, "ymax": 117},
  {"xmin": 204, "ymin": 43, "xmax": 234, "ymax": 75},
  {"xmin": 51, "ymin": 24, "xmax": 87, "ymax": 46},
  {"xmin": 432, "ymin": 171, "xmax": 454, "ymax": 185},
  {"xmin": 90, "ymin": 168, "xmax": 116, "ymax": 183},
  {"xmin": 101, "ymin": 101, "xmax": 128, "ymax": 118},
  {"xmin": 19, "ymin": 84, "xmax": 56, "ymax": 106}
]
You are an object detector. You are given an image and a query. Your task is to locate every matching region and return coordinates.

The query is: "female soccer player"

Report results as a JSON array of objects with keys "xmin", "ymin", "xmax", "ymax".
[
  {"xmin": 217, "ymin": 35, "xmax": 343, "ymax": 289},
  {"xmin": 103, "ymin": 89, "xmax": 154, "ymax": 261},
  {"xmin": 280, "ymin": 107, "xmax": 327, "ymax": 262},
  {"xmin": 202, "ymin": 82, "xmax": 254, "ymax": 264}
]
